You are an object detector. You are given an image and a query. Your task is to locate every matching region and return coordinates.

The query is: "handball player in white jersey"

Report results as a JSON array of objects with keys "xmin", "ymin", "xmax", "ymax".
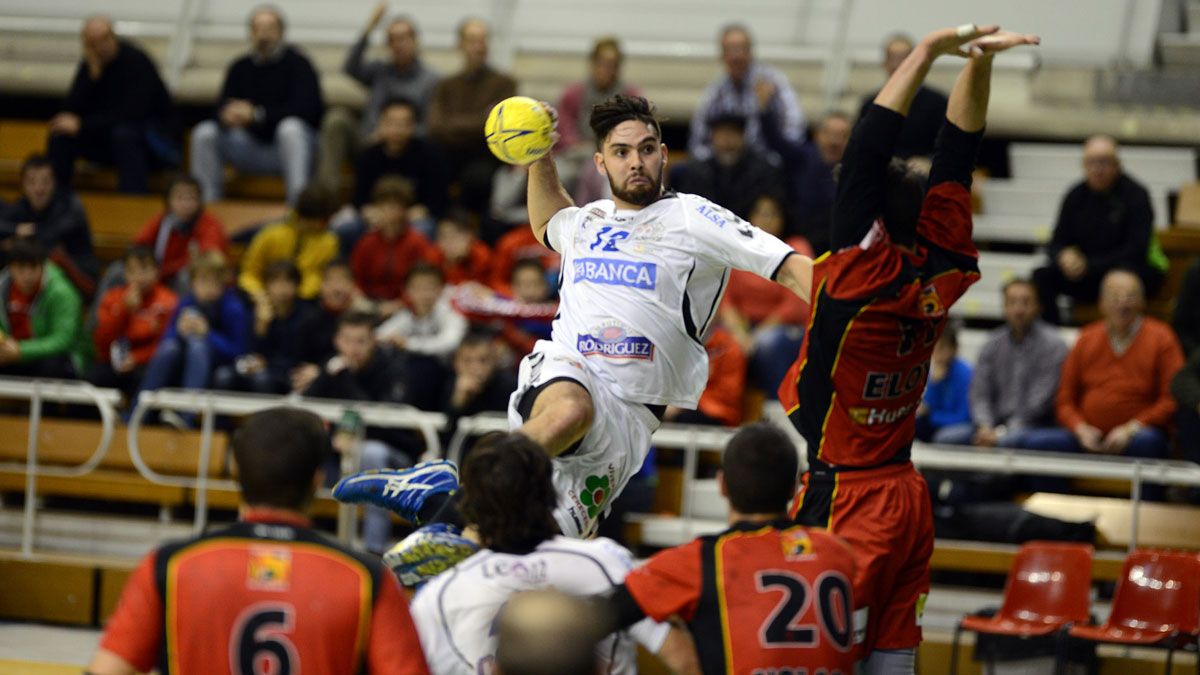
[
  {"xmin": 409, "ymin": 433, "xmax": 697, "ymax": 675},
  {"xmin": 335, "ymin": 94, "xmax": 813, "ymax": 580}
]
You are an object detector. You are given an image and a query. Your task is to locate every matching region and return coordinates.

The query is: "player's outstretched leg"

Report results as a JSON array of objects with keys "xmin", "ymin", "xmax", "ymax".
[
  {"xmin": 385, "ymin": 523, "xmax": 480, "ymax": 588},
  {"xmin": 333, "ymin": 459, "xmax": 460, "ymax": 524},
  {"xmin": 518, "ymin": 380, "xmax": 594, "ymax": 456}
]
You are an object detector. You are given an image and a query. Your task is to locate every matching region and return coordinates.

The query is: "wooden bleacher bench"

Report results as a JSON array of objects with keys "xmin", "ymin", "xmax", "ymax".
[
  {"xmin": 1023, "ymin": 492, "xmax": 1200, "ymax": 551},
  {"xmin": 0, "ymin": 414, "xmax": 227, "ymax": 510}
]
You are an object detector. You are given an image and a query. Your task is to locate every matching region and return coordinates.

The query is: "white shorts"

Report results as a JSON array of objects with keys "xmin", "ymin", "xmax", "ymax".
[{"xmin": 507, "ymin": 340, "xmax": 661, "ymax": 538}]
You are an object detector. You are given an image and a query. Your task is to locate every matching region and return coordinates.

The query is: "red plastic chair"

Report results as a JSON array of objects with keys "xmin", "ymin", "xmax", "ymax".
[
  {"xmin": 949, "ymin": 541, "xmax": 1093, "ymax": 675},
  {"xmin": 1068, "ymin": 550, "xmax": 1200, "ymax": 675}
]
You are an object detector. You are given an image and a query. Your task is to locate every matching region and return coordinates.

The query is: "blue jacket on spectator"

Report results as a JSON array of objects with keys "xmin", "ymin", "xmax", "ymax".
[
  {"xmin": 164, "ymin": 288, "xmax": 249, "ymax": 364},
  {"xmin": 923, "ymin": 358, "xmax": 973, "ymax": 431}
]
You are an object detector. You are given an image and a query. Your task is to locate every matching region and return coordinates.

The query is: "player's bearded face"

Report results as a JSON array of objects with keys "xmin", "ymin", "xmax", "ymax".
[
  {"xmin": 600, "ymin": 125, "xmax": 666, "ymax": 207},
  {"xmin": 609, "ymin": 161, "xmax": 664, "ymax": 207}
]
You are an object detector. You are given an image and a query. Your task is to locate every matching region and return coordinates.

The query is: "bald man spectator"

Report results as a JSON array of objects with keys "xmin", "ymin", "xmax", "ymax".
[
  {"xmin": 47, "ymin": 16, "xmax": 177, "ymax": 194},
  {"xmin": 427, "ymin": 18, "xmax": 517, "ymax": 215},
  {"xmin": 857, "ymin": 33, "xmax": 947, "ymax": 158},
  {"xmin": 316, "ymin": 4, "xmax": 440, "ymax": 195},
  {"xmin": 689, "ymin": 24, "xmax": 805, "ymax": 164},
  {"xmin": 189, "ymin": 5, "xmax": 324, "ymax": 206},
  {"xmin": 1022, "ymin": 270, "xmax": 1182, "ymax": 499},
  {"xmin": 1033, "ymin": 136, "xmax": 1165, "ymax": 325}
]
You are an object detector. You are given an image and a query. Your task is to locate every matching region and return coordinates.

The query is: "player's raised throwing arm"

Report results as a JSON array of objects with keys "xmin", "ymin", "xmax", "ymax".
[{"xmin": 528, "ymin": 103, "xmax": 574, "ymax": 248}]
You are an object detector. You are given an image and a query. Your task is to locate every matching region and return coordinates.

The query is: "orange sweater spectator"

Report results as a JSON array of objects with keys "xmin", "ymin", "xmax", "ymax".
[
  {"xmin": 89, "ymin": 247, "xmax": 178, "ymax": 398},
  {"xmin": 488, "ymin": 226, "xmax": 560, "ymax": 294},
  {"xmin": 350, "ymin": 177, "xmax": 437, "ymax": 306},
  {"xmin": 1023, "ymin": 270, "xmax": 1182, "ymax": 499},
  {"xmin": 431, "ymin": 215, "xmax": 492, "ymax": 286},
  {"xmin": 663, "ymin": 325, "xmax": 747, "ymax": 427},
  {"xmin": 132, "ymin": 176, "xmax": 230, "ymax": 285}
]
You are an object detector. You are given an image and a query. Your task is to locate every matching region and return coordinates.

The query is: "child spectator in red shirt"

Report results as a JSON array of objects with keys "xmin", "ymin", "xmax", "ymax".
[
  {"xmin": 350, "ymin": 176, "xmax": 437, "ymax": 313},
  {"xmin": 430, "ymin": 211, "xmax": 492, "ymax": 286},
  {"xmin": 90, "ymin": 246, "xmax": 178, "ymax": 400},
  {"xmin": 132, "ymin": 174, "xmax": 230, "ymax": 291}
]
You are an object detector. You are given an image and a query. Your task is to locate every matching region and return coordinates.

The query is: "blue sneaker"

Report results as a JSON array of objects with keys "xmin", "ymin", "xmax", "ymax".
[
  {"xmin": 332, "ymin": 460, "xmax": 459, "ymax": 523},
  {"xmin": 384, "ymin": 523, "xmax": 478, "ymax": 587}
]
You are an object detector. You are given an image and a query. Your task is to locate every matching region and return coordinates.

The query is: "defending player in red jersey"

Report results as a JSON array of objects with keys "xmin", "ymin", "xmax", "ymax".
[
  {"xmin": 606, "ymin": 424, "xmax": 858, "ymax": 674},
  {"xmin": 777, "ymin": 24, "xmax": 1040, "ymax": 674},
  {"xmin": 87, "ymin": 408, "xmax": 429, "ymax": 675}
]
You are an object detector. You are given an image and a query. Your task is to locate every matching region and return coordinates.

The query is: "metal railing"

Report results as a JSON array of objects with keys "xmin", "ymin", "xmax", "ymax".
[
  {"xmin": 127, "ymin": 389, "xmax": 447, "ymax": 538},
  {"xmin": 4, "ymin": 385, "xmax": 1200, "ymax": 556},
  {"xmin": 0, "ymin": 377, "xmax": 122, "ymax": 557}
]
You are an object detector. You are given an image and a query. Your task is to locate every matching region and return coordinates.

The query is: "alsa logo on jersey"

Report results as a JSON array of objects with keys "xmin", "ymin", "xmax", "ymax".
[
  {"xmin": 573, "ymin": 257, "xmax": 657, "ymax": 290},
  {"xmin": 696, "ymin": 202, "xmax": 756, "ymax": 238},
  {"xmin": 577, "ymin": 322, "xmax": 655, "ymax": 360},
  {"xmin": 482, "ymin": 558, "xmax": 548, "ymax": 584}
]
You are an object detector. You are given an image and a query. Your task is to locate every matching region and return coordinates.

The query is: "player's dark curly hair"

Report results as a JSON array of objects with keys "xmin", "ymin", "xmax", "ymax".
[
  {"xmin": 722, "ymin": 424, "xmax": 799, "ymax": 514},
  {"xmin": 589, "ymin": 94, "xmax": 662, "ymax": 151},
  {"xmin": 882, "ymin": 157, "xmax": 927, "ymax": 247},
  {"xmin": 460, "ymin": 432, "xmax": 559, "ymax": 553}
]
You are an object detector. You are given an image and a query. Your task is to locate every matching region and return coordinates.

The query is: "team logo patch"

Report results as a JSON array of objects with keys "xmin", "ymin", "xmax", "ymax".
[
  {"xmin": 577, "ymin": 322, "xmax": 655, "ymax": 360},
  {"xmin": 579, "ymin": 474, "xmax": 611, "ymax": 519},
  {"xmin": 247, "ymin": 547, "xmax": 292, "ymax": 591},
  {"xmin": 919, "ymin": 285, "xmax": 944, "ymax": 316},
  {"xmin": 573, "ymin": 257, "xmax": 657, "ymax": 289},
  {"xmin": 780, "ymin": 527, "xmax": 814, "ymax": 559}
]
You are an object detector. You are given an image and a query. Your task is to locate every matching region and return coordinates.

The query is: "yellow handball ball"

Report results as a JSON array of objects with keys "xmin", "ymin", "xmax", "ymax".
[{"xmin": 485, "ymin": 96, "xmax": 554, "ymax": 165}]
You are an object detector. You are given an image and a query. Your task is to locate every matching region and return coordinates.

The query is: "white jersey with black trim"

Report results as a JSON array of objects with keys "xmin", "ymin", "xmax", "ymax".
[
  {"xmin": 544, "ymin": 192, "xmax": 796, "ymax": 408},
  {"xmin": 410, "ymin": 535, "xmax": 670, "ymax": 675}
]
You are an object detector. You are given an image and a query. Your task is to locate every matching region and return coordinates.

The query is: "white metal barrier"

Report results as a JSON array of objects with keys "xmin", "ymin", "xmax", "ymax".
[
  {"xmin": 127, "ymin": 389, "xmax": 447, "ymax": 539},
  {"xmin": 5, "ymin": 384, "xmax": 1200, "ymax": 557},
  {"xmin": 0, "ymin": 377, "xmax": 122, "ymax": 557}
]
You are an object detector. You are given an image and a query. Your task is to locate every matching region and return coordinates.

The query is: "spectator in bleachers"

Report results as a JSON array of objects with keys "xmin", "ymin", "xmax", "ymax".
[
  {"xmin": 488, "ymin": 223, "xmax": 560, "ymax": 294},
  {"xmin": 1024, "ymin": 270, "xmax": 1182, "ymax": 497},
  {"xmin": 350, "ymin": 177, "xmax": 437, "ymax": 312},
  {"xmin": 47, "ymin": 16, "xmax": 178, "ymax": 194},
  {"xmin": 689, "ymin": 24, "xmax": 804, "ymax": 163},
  {"xmin": 376, "ymin": 263, "xmax": 467, "ymax": 362},
  {"xmin": 1171, "ymin": 257, "xmax": 1200, "ymax": 358},
  {"xmin": 304, "ymin": 311, "xmax": 416, "ymax": 552},
  {"xmin": 131, "ymin": 174, "xmax": 230, "ymax": 291},
  {"xmin": 663, "ymin": 323, "xmax": 747, "ymax": 427},
  {"xmin": 719, "ymin": 194, "xmax": 811, "ymax": 397},
  {"xmin": 915, "ymin": 323, "xmax": 974, "ymax": 444},
  {"xmin": 454, "ymin": 259, "xmax": 557, "ymax": 360},
  {"xmin": 316, "ymin": 5, "xmax": 440, "ymax": 195},
  {"xmin": 442, "ymin": 331, "xmax": 516, "ymax": 421},
  {"xmin": 961, "ymin": 279, "xmax": 1068, "ymax": 448},
  {"xmin": 90, "ymin": 247, "xmax": 177, "ymax": 399},
  {"xmin": 239, "ymin": 184, "xmax": 339, "ymax": 301},
  {"xmin": 189, "ymin": 5, "xmax": 324, "ymax": 206},
  {"xmin": 556, "ymin": 37, "xmax": 641, "ymax": 154},
  {"xmin": 431, "ymin": 211, "xmax": 492, "ymax": 286},
  {"xmin": 1033, "ymin": 135, "xmax": 1165, "ymax": 324},
  {"xmin": 857, "ymin": 33, "xmax": 947, "ymax": 158},
  {"xmin": 351, "ymin": 98, "xmax": 450, "ymax": 217},
  {"xmin": 0, "ymin": 239, "xmax": 87, "ymax": 378},
  {"xmin": 291, "ymin": 260, "xmax": 365, "ymax": 393},
  {"xmin": 555, "ymin": 37, "xmax": 641, "ymax": 204},
  {"xmin": 135, "ymin": 252, "xmax": 248, "ymax": 426},
  {"xmin": 0, "ymin": 155, "xmax": 99, "ymax": 297},
  {"xmin": 427, "ymin": 18, "xmax": 517, "ymax": 216},
  {"xmin": 755, "ymin": 79, "xmax": 851, "ymax": 251},
  {"xmin": 672, "ymin": 113, "xmax": 782, "ymax": 219},
  {"xmin": 213, "ymin": 260, "xmax": 313, "ymax": 395}
]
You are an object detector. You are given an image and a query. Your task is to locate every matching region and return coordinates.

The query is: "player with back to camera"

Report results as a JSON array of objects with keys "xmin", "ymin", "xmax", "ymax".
[
  {"xmin": 776, "ymin": 23, "xmax": 1039, "ymax": 675},
  {"xmin": 336, "ymin": 93, "xmax": 815, "ymax": 584}
]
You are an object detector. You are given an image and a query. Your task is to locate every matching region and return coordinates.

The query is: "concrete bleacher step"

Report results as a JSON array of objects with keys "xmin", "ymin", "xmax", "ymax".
[
  {"xmin": 0, "ymin": 507, "xmax": 192, "ymax": 559},
  {"xmin": 1161, "ymin": 32, "xmax": 1200, "ymax": 68},
  {"xmin": 952, "ymin": 252, "xmax": 1043, "ymax": 320},
  {"xmin": 1008, "ymin": 143, "xmax": 1197, "ymax": 187},
  {"xmin": 971, "ymin": 213, "xmax": 1052, "ymax": 245},
  {"xmin": 981, "ymin": 178, "xmax": 1175, "ymax": 228}
]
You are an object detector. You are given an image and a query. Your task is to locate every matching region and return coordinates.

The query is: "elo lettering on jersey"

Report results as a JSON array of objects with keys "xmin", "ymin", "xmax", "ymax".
[
  {"xmin": 573, "ymin": 258, "xmax": 657, "ymax": 290},
  {"xmin": 577, "ymin": 323, "xmax": 655, "ymax": 360}
]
